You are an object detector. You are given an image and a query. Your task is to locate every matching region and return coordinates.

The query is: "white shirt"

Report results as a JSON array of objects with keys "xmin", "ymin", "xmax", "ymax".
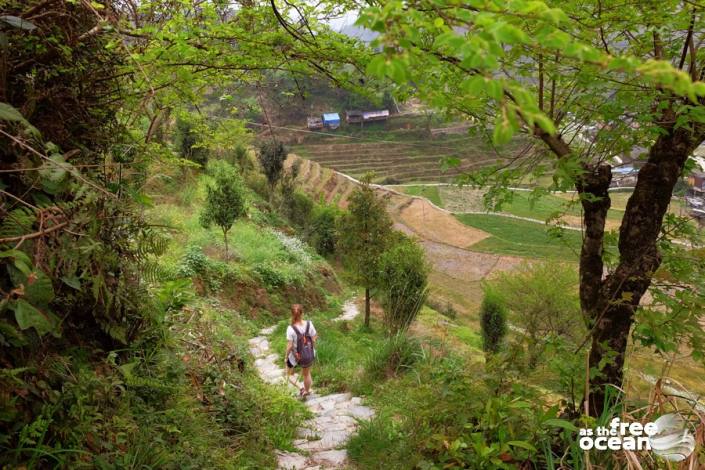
[{"xmin": 286, "ymin": 321, "xmax": 317, "ymax": 365}]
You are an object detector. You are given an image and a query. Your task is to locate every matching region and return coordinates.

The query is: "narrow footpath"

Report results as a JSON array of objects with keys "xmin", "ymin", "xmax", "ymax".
[{"xmin": 248, "ymin": 299, "xmax": 374, "ymax": 469}]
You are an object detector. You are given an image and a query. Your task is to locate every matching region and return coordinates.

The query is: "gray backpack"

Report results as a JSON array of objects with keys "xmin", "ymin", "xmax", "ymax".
[{"xmin": 292, "ymin": 321, "xmax": 315, "ymax": 367}]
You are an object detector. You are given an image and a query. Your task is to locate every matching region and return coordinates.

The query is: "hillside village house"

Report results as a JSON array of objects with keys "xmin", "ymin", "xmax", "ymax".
[
  {"xmin": 322, "ymin": 112, "xmax": 341, "ymax": 129},
  {"xmin": 345, "ymin": 109, "xmax": 390, "ymax": 126},
  {"xmin": 307, "ymin": 116, "xmax": 323, "ymax": 130}
]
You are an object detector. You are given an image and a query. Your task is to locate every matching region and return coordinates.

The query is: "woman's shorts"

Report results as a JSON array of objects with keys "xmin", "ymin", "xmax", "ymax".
[{"xmin": 286, "ymin": 358, "xmax": 296, "ymax": 369}]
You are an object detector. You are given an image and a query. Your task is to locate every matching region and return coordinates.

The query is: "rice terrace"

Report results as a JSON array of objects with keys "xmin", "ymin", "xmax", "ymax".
[{"xmin": 2, "ymin": 1, "xmax": 705, "ymax": 469}]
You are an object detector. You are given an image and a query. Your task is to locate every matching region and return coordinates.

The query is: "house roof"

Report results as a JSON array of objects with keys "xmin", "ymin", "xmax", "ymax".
[
  {"xmin": 362, "ymin": 110, "xmax": 390, "ymax": 118},
  {"xmin": 322, "ymin": 113, "xmax": 340, "ymax": 121}
]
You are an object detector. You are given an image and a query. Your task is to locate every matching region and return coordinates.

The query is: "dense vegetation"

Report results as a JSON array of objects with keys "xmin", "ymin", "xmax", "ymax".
[{"xmin": 1, "ymin": 0, "xmax": 705, "ymax": 468}]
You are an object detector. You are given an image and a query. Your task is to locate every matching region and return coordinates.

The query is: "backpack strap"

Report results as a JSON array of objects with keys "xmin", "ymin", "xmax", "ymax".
[
  {"xmin": 304, "ymin": 321, "xmax": 310, "ymax": 336},
  {"xmin": 291, "ymin": 324, "xmax": 302, "ymax": 337}
]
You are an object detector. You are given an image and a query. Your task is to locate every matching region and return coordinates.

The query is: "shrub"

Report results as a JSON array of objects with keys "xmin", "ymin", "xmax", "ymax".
[
  {"xmin": 286, "ymin": 190, "xmax": 314, "ymax": 228},
  {"xmin": 244, "ymin": 172, "xmax": 270, "ymax": 200},
  {"xmin": 364, "ymin": 334, "xmax": 423, "ymax": 380},
  {"xmin": 176, "ymin": 245, "xmax": 244, "ymax": 292},
  {"xmin": 488, "ymin": 262, "xmax": 584, "ymax": 368},
  {"xmin": 253, "ymin": 262, "xmax": 302, "ymax": 289},
  {"xmin": 155, "ymin": 279, "xmax": 195, "ymax": 313},
  {"xmin": 378, "ymin": 236, "xmax": 429, "ymax": 334},
  {"xmin": 308, "ymin": 203, "xmax": 341, "ymax": 256},
  {"xmin": 174, "ymin": 116, "xmax": 208, "ymax": 166},
  {"xmin": 228, "ymin": 144, "xmax": 252, "ymax": 171},
  {"xmin": 480, "ymin": 288, "xmax": 507, "ymax": 355}
]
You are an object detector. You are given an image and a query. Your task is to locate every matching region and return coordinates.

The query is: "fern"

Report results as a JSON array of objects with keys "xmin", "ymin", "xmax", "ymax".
[
  {"xmin": 138, "ymin": 227, "xmax": 170, "ymax": 257},
  {"xmin": 140, "ymin": 259, "xmax": 174, "ymax": 283},
  {"xmin": 0, "ymin": 207, "xmax": 36, "ymax": 240}
]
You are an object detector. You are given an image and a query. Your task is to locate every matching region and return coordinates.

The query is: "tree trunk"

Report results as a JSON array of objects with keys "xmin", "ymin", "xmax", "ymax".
[
  {"xmin": 538, "ymin": 117, "xmax": 704, "ymax": 417},
  {"xmin": 223, "ymin": 229, "xmax": 229, "ymax": 259},
  {"xmin": 582, "ymin": 127, "xmax": 700, "ymax": 416},
  {"xmin": 364, "ymin": 287, "xmax": 371, "ymax": 327}
]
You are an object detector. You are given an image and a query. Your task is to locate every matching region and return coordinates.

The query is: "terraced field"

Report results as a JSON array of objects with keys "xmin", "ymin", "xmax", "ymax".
[{"xmin": 290, "ymin": 136, "xmax": 526, "ymax": 183}]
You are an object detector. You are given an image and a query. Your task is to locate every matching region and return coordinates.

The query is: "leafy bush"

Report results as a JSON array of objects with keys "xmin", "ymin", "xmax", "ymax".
[
  {"xmin": 176, "ymin": 245, "xmax": 246, "ymax": 293},
  {"xmin": 378, "ymin": 236, "xmax": 429, "ymax": 334},
  {"xmin": 253, "ymin": 262, "xmax": 302, "ymax": 289},
  {"xmin": 155, "ymin": 279, "xmax": 195, "ymax": 313},
  {"xmin": 480, "ymin": 288, "xmax": 508, "ymax": 355}
]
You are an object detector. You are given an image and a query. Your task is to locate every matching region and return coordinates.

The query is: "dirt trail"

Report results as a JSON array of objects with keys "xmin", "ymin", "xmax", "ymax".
[{"xmin": 248, "ymin": 299, "xmax": 374, "ymax": 470}]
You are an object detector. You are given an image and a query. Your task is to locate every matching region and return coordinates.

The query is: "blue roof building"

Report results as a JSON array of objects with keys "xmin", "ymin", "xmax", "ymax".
[{"xmin": 322, "ymin": 113, "xmax": 341, "ymax": 129}]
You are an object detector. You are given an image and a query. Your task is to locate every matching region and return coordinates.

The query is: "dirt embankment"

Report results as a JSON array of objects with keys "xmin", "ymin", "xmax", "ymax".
[{"xmin": 288, "ymin": 155, "xmax": 490, "ymax": 249}]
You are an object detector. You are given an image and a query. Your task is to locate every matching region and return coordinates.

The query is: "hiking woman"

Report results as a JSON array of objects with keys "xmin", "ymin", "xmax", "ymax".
[{"xmin": 286, "ymin": 304, "xmax": 317, "ymax": 398}]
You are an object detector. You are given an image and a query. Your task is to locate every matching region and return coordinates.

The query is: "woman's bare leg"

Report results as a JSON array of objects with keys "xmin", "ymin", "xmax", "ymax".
[{"xmin": 302, "ymin": 367, "xmax": 312, "ymax": 393}]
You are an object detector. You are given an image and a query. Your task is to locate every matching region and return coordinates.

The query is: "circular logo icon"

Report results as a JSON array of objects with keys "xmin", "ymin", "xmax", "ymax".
[{"xmin": 649, "ymin": 413, "xmax": 696, "ymax": 462}]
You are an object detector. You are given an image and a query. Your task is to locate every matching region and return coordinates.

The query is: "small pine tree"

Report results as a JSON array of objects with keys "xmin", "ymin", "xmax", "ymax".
[
  {"xmin": 257, "ymin": 140, "xmax": 287, "ymax": 201},
  {"xmin": 338, "ymin": 177, "xmax": 393, "ymax": 327},
  {"xmin": 199, "ymin": 161, "xmax": 247, "ymax": 257},
  {"xmin": 480, "ymin": 288, "xmax": 508, "ymax": 355}
]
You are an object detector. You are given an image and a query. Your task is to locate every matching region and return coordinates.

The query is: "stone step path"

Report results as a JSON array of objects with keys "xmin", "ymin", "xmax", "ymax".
[{"xmin": 247, "ymin": 299, "xmax": 375, "ymax": 470}]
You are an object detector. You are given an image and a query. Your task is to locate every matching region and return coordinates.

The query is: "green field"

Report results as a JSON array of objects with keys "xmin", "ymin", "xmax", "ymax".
[
  {"xmin": 397, "ymin": 185, "xmax": 626, "ymax": 223},
  {"xmin": 455, "ymin": 213, "xmax": 583, "ymax": 260},
  {"xmin": 394, "ymin": 185, "xmax": 444, "ymax": 207}
]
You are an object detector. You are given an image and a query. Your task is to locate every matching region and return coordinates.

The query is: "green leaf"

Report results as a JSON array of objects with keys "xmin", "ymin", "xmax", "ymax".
[
  {"xmin": 534, "ymin": 113, "xmax": 556, "ymax": 135},
  {"xmin": 486, "ymin": 80, "xmax": 503, "ymax": 101},
  {"xmin": 0, "ymin": 16, "xmax": 37, "ymax": 31},
  {"xmin": 0, "ymin": 102, "xmax": 40, "ymax": 136},
  {"xmin": 10, "ymin": 299, "xmax": 57, "ymax": 336},
  {"xmin": 461, "ymin": 76, "xmax": 487, "ymax": 96},
  {"xmin": 387, "ymin": 57, "xmax": 409, "ymax": 83},
  {"xmin": 0, "ymin": 102, "xmax": 27, "ymax": 122},
  {"xmin": 507, "ymin": 440, "xmax": 537, "ymax": 452},
  {"xmin": 61, "ymin": 275, "xmax": 81, "ymax": 290},
  {"xmin": 693, "ymin": 82, "xmax": 705, "ymax": 97},
  {"xmin": 543, "ymin": 418, "xmax": 578, "ymax": 432},
  {"xmin": 23, "ymin": 270, "xmax": 54, "ymax": 307},
  {"xmin": 366, "ymin": 55, "xmax": 387, "ymax": 79},
  {"xmin": 441, "ymin": 156, "xmax": 461, "ymax": 170},
  {"xmin": 0, "ymin": 249, "xmax": 32, "ymax": 275}
]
